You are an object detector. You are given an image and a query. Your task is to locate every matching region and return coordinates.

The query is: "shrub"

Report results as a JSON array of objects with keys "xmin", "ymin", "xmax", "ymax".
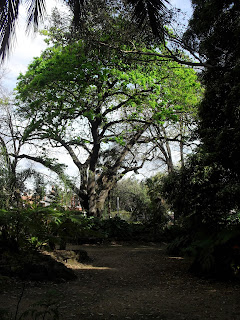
[
  {"xmin": 100, "ymin": 217, "xmax": 133, "ymax": 240},
  {"xmin": 188, "ymin": 227, "xmax": 240, "ymax": 279}
]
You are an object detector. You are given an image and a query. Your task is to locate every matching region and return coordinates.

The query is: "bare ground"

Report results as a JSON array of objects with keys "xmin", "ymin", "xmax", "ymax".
[{"xmin": 1, "ymin": 243, "xmax": 240, "ymax": 320}]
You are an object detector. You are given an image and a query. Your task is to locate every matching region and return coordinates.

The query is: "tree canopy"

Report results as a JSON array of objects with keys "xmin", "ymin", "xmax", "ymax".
[
  {"xmin": 184, "ymin": 1, "xmax": 240, "ymax": 174},
  {"xmin": 0, "ymin": 0, "xmax": 170, "ymax": 62},
  {"xmin": 15, "ymin": 9, "xmax": 201, "ymax": 216}
]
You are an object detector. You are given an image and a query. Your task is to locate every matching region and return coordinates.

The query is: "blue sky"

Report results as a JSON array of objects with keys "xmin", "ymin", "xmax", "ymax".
[
  {"xmin": 2, "ymin": 0, "xmax": 192, "ymax": 91},
  {"xmin": 171, "ymin": 0, "xmax": 192, "ymax": 13}
]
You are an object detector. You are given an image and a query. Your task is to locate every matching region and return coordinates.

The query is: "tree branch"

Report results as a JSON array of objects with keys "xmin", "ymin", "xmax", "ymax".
[{"xmin": 98, "ymin": 41, "xmax": 213, "ymax": 68}]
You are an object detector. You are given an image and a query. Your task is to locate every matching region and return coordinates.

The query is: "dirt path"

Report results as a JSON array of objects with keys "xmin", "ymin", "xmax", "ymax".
[{"xmin": 1, "ymin": 243, "xmax": 240, "ymax": 319}]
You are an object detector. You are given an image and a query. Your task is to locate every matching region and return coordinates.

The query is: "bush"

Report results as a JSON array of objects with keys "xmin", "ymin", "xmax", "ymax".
[
  {"xmin": 0, "ymin": 208, "xmax": 174, "ymax": 254},
  {"xmin": 165, "ymin": 225, "xmax": 240, "ymax": 280},
  {"xmin": 0, "ymin": 208, "xmax": 77, "ymax": 252},
  {"xmin": 161, "ymin": 151, "xmax": 240, "ymax": 228},
  {"xmin": 188, "ymin": 227, "xmax": 240, "ymax": 279},
  {"xmin": 100, "ymin": 217, "xmax": 133, "ymax": 240}
]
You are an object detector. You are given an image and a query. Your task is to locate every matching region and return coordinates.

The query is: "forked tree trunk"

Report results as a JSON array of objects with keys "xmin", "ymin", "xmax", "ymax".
[{"xmin": 87, "ymin": 123, "xmax": 149, "ymax": 217}]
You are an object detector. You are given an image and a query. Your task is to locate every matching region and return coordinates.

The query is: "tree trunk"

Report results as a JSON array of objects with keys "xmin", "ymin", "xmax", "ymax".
[
  {"xmin": 95, "ymin": 178, "xmax": 117, "ymax": 218},
  {"xmin": 179, "ymin": 115, "xmax": 185, "ymax": 168},
  {"xmin": 166, "ymin": 155, "xmax": 174, "ymax": 173},
  {"xmin": 87, "ymin": 169, "xmax": 97, "ymax": 216},
  {"xmin": 87, "ymin": 120, "xmax": 101, "ymax": 216},
  {"xmin": 96, "ymin": 195, "xmax": 106, "ymax": 217},
  {"xmin": 93, "ymin": 124, "xmax": 149, "ymax": 217},
  {"xmin": 107, "ymin": 191, "xmax": 111, "ymax": 218},
  {"xmin": 162, "ymin": 126, "xmax": 174, "ymax": 173}
]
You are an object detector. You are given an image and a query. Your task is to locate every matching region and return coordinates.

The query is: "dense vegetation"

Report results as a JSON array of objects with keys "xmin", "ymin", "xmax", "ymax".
[
  {"xmin": 0, "ymin": 0, "xmax": 240, "ymax": 291},
  {"xmin": 161, "ymin": 0, "xmax": 240, "ymax": 278}
]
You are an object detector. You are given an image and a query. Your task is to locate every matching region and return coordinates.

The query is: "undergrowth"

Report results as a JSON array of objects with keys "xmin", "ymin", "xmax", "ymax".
[
  {"xmin": 0, "ymin": 285, "xmax": 61, "ymax": 320},
  {"xmin": 166, "ymin": 225, "xmax": 240, "ymax": 280}
]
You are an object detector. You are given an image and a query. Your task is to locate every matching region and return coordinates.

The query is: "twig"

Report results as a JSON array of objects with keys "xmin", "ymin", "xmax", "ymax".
[{"xmin": 14, "ymin": 282, "xmax": 26, "ymax": 320}]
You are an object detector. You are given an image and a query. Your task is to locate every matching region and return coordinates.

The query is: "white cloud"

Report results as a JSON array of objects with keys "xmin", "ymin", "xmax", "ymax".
[
  {"xmin": 2, "ymin": 0, "xmax": 67, "ymax": 90},
  {"xmin": 3, "ymin": 32, "xmax": 47, "ymax": 90}
]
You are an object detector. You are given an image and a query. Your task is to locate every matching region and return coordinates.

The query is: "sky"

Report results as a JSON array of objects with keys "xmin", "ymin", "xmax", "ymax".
[{"xmin": 2, "ymin": 0, "xmax": 64, "ymax": 90}]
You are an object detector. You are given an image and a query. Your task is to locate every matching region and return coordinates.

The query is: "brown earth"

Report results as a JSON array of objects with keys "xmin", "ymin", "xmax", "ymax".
[{"xmin": 1, "ymin": 243, "xmax": 240, "ymax": 320}]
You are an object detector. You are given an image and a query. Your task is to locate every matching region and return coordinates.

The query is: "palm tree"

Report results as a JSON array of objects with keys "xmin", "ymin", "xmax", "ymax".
[{"xmin": 0, "ymin": 0, "xmax": 169, "ymax": 62}]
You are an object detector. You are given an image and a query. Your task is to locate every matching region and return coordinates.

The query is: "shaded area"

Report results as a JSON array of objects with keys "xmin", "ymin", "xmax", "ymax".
[
  {"xmin": 1, "ymin": 244, "xmax": 240, "ymax": 319},
  {"xmin": 0, "ymin": 250, "xmax": 77, "ymax": 282}
]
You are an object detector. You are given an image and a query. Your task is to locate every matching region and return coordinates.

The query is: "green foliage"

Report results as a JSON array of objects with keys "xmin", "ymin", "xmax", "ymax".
[
  {"xmin": 187, "ymin": 227, "xmax": 240, "ymax": 279},
  {"xmin": 107, "ymin": 175, "xmax": 178, "ymax": 241},
  {"xmin": 109, "ymin": 210, "xmax": 132, "ymax": 221},
  {"xmin": 197, "ymin": 3, "xmax": 240, "ymax": 175},
  {"xmin": 0, "ymin": 209, "xmax": 124, "ymax": 251},
  {"xmin": 166, "ymin": 234, "xmax": 192, "ymax": 256},
  {"xmin": 0, "ymin": 208, "xmax": 90, "ymax": 252},
  {"xmin": 100, "ymin": 216, "xmax": 133, "ymax": 240},
  {"xmin": 13, "ymin": 8, "xmax": 202, "ymax": 217},
  {"xmin": 16, "ymin": 37, "xmax": 196, "ymax": 132},
  {"xmin": 145, "ymin": 173, "xmax": 170, "ymax": 223},
  {"xmin": 164, "ymin": 223, "xmax": 240, "ymax": 280},
  {"xmin": 0, "ymin": 208, "xmax": 56, "ymax": 252},
  {"xmin": 110, "ymin": 178, "xmax": 151, "ymax": 220},
  {"xmin": 182, "ymin": 2, "xmax": 240, "ymax": 228},
  {"xmin": 159, "ymin": 142, "xmax": 240, "ymax": 281},
  {"xmin": 160, "ymin": 150, "xmax": 240, "ymax": 228},
  {"xmin": 0, "ymin": 206, "xmax": 174, "ymax": 253}
]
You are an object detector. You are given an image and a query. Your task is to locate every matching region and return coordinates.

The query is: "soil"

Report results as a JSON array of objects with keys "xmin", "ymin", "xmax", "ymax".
[{"xmin": 1, "ymin": 243, "xmax": 240, "ymax": 320}]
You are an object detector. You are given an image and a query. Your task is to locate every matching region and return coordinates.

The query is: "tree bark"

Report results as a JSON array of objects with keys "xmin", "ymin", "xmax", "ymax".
[
  {"xmin": 87, "ymin": 169, "xmax": 97, "ymax": 216},
  {"xmin": 179, "ymin": 115, "xmax": 185, "ymax": 168},
  {"xmin": 94, "ymin": 124, "xmax": 149, "ymax": 217}
]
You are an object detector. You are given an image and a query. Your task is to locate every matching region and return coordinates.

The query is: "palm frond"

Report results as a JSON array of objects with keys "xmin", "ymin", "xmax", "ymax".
[
  {"xmin": 0, "ymin": 0, "xmax": 169, "ymax": 63},
  {"xmin": 126, "ymin": 0, "xmax": 169, "ymax": 39},
  {"xmin": 0, "ymin": 0, "xmax": 21, "ymax": 62},
  {"xmin": 26, "ymin": 0, "xmax": 46, "ymax": 29}
]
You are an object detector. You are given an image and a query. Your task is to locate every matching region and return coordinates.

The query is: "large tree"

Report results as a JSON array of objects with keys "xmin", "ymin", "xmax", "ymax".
[
  {"xmin": 160, "ymin": 1, "xmax": 240, "ymax": 227},
  {"xmin": 184, "ymin": 1, "xmax": 240, "ymax": 174},
  {"xmin": 15, "ymin": 11, "xmax": 201, "ymax": 216},
  {"xmin": 15, "ymin": 42, "xmax": 170, "ymax": 215}
]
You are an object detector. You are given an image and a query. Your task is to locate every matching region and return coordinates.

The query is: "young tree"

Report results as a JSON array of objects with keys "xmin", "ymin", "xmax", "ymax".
[{"xmin": 0, "ymin": 96, "xmax": 34, "ymax": 207}]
